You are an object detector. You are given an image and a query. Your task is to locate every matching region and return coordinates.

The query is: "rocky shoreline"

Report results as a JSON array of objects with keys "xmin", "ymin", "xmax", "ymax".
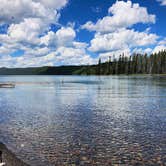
[{"xmin": 0, "ymin": 143, "xmax": 29, "ymax": 166}]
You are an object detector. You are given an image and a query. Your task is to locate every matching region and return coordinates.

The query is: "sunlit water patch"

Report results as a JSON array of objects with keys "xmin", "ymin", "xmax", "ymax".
[{"xmin": 0, "ymin": 76, "xmax": 165, "ymax": 165}]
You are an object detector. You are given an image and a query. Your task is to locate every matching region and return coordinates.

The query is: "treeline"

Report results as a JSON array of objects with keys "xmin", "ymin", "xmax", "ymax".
[
  {"xmin": 0, "ymin": 51, "xmax": 165, "ymax": 75},
  {"xmin": 85, "ymin": 50, "xmax": 166, "ymax": 75}
]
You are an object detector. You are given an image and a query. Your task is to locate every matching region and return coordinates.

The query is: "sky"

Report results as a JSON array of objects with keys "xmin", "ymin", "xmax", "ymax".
[{"xmin": 0, "ymin": 0, "xmax": 165, "ymax": 67}]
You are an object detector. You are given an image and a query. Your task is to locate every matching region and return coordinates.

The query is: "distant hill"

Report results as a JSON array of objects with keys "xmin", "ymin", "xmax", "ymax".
[{"xmin": 0, "ymin": 66, "xmax": 86, "ymax": 75}]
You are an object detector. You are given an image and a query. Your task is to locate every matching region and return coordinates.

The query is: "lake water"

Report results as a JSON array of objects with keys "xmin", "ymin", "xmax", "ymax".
[{"xmin": 0, "ymin": 76, "xmax": 165, "ymax": 166}]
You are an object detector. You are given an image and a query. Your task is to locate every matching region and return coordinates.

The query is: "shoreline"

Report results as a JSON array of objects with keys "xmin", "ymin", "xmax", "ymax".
[{"xmin": 0, "ymin": 142, "xmax": 29, "ymax": 166}]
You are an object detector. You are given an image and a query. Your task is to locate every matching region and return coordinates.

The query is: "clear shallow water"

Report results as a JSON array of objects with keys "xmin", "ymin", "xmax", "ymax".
[{"xmin": 0, "ymin": 75, "xmax": 165, "ymax": 166}]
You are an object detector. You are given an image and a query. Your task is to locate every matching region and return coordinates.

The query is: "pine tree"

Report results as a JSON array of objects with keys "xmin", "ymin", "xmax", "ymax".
[
  {"xmin": 94, "ymin": 50, "xmax": 166, "ymax": 75},
  {"xmin": 98, "ymin": 58, "xmax": 101, "ymax": 75}
]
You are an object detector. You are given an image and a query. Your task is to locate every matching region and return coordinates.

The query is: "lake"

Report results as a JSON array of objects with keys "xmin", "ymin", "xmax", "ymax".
[{"xmin": 0, "ymin": 75, "xmax": 165, "ymax": 166}]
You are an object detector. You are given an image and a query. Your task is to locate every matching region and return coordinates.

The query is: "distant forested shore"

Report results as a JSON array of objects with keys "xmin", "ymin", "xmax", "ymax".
[{"xmin": 0, "ymin": 51, "xmax": 165, "ymax": 75}]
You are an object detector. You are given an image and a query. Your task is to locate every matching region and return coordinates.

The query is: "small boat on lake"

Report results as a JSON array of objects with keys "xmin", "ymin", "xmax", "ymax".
[{"xmin": 0, "ymin": 83, "xmax": 15, "ymax": 88}]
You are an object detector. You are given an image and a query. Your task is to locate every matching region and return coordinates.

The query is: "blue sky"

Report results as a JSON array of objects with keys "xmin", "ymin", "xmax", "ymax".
[{"xmin": 0, "ymin": 0, "xmax": 165, "ymax": 67}]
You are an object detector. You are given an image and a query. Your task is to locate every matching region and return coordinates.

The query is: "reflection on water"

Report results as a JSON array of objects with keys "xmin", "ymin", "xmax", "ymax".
[{"xmin": 0, "ymin": 76, "xmax": 165, "ymax": 165}]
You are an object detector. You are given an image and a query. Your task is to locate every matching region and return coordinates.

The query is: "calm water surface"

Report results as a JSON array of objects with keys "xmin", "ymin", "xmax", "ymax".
[{"xmin": 0, "ymin": 76, "xmax": 165, "ymax": 166}]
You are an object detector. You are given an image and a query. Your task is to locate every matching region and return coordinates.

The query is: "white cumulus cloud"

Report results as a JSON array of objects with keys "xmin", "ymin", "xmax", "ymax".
[
  {"xmin": 157, "ymin": 0, "xmax": 166, "ymax": 6},
  {"xmin": 0, "ymin": 0, "xmax": 94, "ymax": 67},
  {"xmin": 8, "ymin": 18, "xmax": 43, "ymax": 44},
  {"xmin": 82, "ymin": 0, "xmax": 155, "ymax": 33},
  {"xmin": 40, "ymin": 27, "xmax": 76, "ymax": 47},
  {"xmin": 89, "ymin": 29, "xmax": 158, "ymax": 53},
  {"xmin": 153, "ymin": 45, "xmax": 166, "ymax": 53},
  {"xmin": 34, "ymin": 0, "xmax": 68, "ymax": 9},
  {"xmin": 0, "ymin": 0, "xmax": 64, "ymax": 24}
]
